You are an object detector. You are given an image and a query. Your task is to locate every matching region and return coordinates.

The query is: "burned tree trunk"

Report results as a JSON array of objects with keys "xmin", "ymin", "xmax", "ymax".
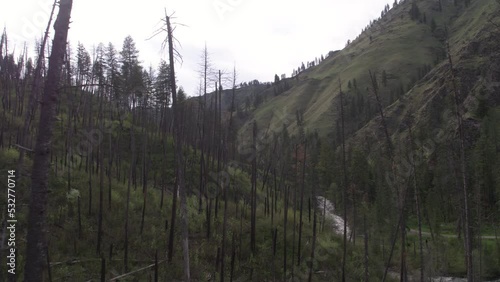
[
  {"xmin": 339, "ymin": 79, "xmax": 348, "ymax": 282},
  {"xmin": 165, "ymin": 12, "xmax": 190, "ymax": 281},
  {"xmin": 297, "ymin": 140, "xmax": 306, "ymax": 266},
  {"xmin": 409, "ymin": 124, "xmax": 424, "ymax": 282},
  {"xmin": 446, "ymin": 42, "xmax": 473, "ymax": 282},
  {"xmin": 250, "ymin": 121, "xmax": 257, "ymax": 254},
  {"xmin": 24, "ymin": 0, "xmax": 73, "ymax": 280},
  {"xmin": 369, "ymin": 70, "xmax": 408, "ymax": 282},
  {"xmin": 283, "ymin": 184, "xmax": 289, "ymax": 281}
]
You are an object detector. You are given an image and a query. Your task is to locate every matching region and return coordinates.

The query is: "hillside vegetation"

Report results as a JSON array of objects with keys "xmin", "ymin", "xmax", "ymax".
[{"xmin": 239, "ymin": 0, "xmax": 500, "ymax": 140}]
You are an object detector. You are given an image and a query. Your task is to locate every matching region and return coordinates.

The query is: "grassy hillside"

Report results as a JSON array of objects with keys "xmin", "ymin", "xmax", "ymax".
[{"xmin": 237, "ymin": 0, "xmax": 500, "ymax": 140}]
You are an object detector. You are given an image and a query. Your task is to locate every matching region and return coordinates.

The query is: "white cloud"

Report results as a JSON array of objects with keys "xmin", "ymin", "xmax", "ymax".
[{"xmin": 2, "ymin": 0, "xmax": 392, "ymax": 96}]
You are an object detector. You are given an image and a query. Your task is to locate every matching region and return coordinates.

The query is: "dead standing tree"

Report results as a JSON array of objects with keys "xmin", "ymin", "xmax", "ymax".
[
  {"xmin": 24, "ymin": 0, "xmax": 74, "ymax": 280},
  {"xmin": 339, "ymin": 79, "xmax": 348, "ymax": 282},
  {"xmin": 408, "ymin": 121, "xmax": 424, "ymax": 282},
  {"xmin": 160, "ymin": 10, "xmax": 191, "ymax": 281},
  {"xmin": 446, "ymin": 42, "xmax": 473, "ymax": 282},
  {"xmin": 369, "ymin": 70, "xmax": 409, "ymax": 282}
]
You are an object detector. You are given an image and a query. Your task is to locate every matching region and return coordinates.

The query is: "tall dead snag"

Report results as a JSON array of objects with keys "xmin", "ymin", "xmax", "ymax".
[
  {"xmin": 216, "ymin": 71, "xmax": 224, "ymax": 219},
  {"xmin": 24, "ymin": 0, "xmax": 73, "ymax": 280},
  {"xmin": 408, "ymin": 124, "xmax": 424, "ymax": 282},
  {"xmin": 283, "ymin": 184, "xmax": 289, "ymax": 281},
  {"xmin": 250, "ymin": 121, "xmax": 258, "ymax": 254},
  {"xmin": 308, "ymin": 138, "xmax": 318, "ymax": 282},
  {"xmin": 197, "ymin": 44, "xmax": 215, "ymax": 214},
  {"xmin": 291, "ymin": 145, "xmax": 298, "ymax": 279},
  {"xmin": 220, "ymin": 179, "xmax": 228, "ymax": 282},
  {"xmin": 297, "ymin": 140, "xmax": 306, "ymax": 266},
  {"xmin": 228, "ymin": 66, "xmax": 237, "ymax": 159},
  {"xmin": 446, "ymin": 42, "xmax": 473, "ymax": 281},
  {"xmin": 97, "ymin": 82, "xmax": 105, "ymax": 255},
  {"xmin": 339, "ymin": 79, "xmax": 348, "ymax": 282},
  {"xmin": 220, "ymin": 161, "xmax": 231, "ymax": 282},
  {"xmin": 363, "ymin": 205, "xmax": 369, "ymax": 282},
  {"xmin": 220, "ymin": 71, "xmax": 233, "ymax": 282},
  {"xmin": 165, "ymin": 11, "xmax": 190, "ymax": 281},
  {"xmin": 140, "ymin": 101, "xmax": 149, "ymax": 235},
  {"xmin": 369, "ymin": 70, "xmax": 407, "ymax": 282},
  {"xmin": 124, "ymin": 100, "xmax": 136, "ymax": 272}
]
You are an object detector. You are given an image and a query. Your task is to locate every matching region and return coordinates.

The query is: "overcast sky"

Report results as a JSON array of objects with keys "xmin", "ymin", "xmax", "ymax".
[{"xmin": 2, "ymin": 0, "xmax": 391, "ymax": 96}]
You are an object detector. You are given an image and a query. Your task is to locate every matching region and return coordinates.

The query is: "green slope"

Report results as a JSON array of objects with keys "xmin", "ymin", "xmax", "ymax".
[{"xmin": 238, "ymin": 0, "xmax": 500, "ymax": 142}]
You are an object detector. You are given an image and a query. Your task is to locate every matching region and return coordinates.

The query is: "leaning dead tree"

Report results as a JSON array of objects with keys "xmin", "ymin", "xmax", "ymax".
[
  {"xmin": 24, "ymin": 0, "xmax": 74, "ymax": 280},
  {"xmin": 17, "ymin": 0, "xmax": 58, "ymax": 181}
]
